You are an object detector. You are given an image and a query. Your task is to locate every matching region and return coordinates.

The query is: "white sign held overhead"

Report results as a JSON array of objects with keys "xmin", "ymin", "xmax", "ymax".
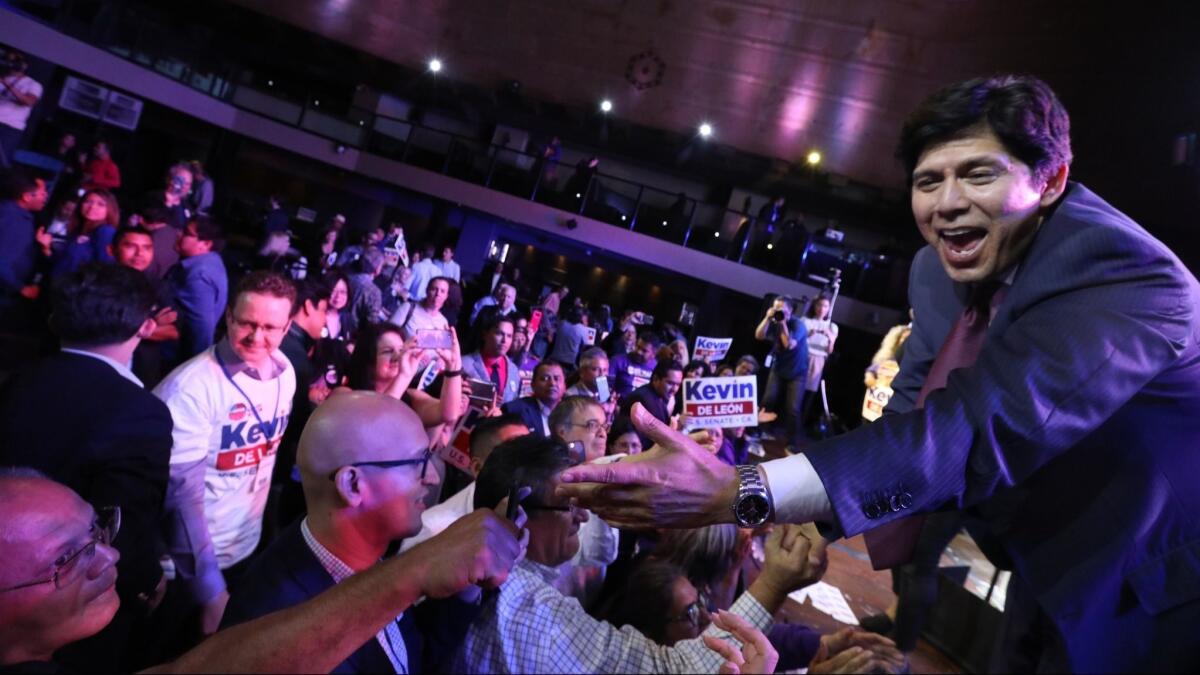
[
  {"xmin": 683, "ymin": 376, "xmax": 758, "ymax": 428},
  {"xmin": 693, "ymin": 336, "xmax": 733, "ymax": 363}
]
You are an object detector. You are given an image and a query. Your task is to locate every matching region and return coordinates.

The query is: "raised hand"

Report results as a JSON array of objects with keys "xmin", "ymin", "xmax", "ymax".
[
  {"xmin": 408, "ymin": 508, "xmax": 523, "ymax": 598},
  {"xmin": 555, "ymin": 402, "xmax": 738, "ymax": 529},
  {"xmin": 701, "ymin": 610, "xmax": 780, "ymax": 674}
]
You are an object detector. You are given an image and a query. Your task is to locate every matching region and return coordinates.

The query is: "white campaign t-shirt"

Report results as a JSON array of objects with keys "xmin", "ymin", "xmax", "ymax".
[
  {"xmin": 0, "ymin": 75, "xmax": 42, "ymax": 131},
  {"xmin": 156, "ymin": 347, "xmax": 296, "ymax": 569},
  {"xmin": 802, "ymin": 317, "xmax": 839, "ymax": 358}
]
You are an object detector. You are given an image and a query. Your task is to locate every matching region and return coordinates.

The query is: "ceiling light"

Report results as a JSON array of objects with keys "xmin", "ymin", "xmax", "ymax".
[
  {"xmin": 600, "ymin": 99, "xmax": 613, "ymax": 113},
  {"xmin": 698, "ymin": 122, "xmax": 713, "ymax": 138},
  {"xmin": 428, "ymin": 58, "xmax": 443, "ymax": 73},
  {"xmin": 806, "ymin": 150, "xmax": 822, "ymax": 166}
]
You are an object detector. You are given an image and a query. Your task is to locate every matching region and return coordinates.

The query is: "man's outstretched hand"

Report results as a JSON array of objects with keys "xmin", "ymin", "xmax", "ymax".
[{"xmin": 555, "ymin": 402, "xmax": 739, "ymax": 529}]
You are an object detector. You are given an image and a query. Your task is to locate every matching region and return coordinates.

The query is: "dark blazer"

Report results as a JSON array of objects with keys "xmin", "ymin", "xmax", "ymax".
[
  {"xmin": 805, "ymin": 184, "xmax": 1200, "ymax": 672},
  {"xmin": 501, "ymin": 395, "xmax": 549, "ymax": 437},
  {"xmin": 222, "ymin": 520, "xmax": 478, "ymax": 673},
  {"xmin": 0, "ymin": 351, "xmax": 172, "ymax": 601}
]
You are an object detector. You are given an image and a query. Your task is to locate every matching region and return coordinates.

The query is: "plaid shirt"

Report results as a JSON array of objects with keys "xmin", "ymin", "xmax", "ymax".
[
  {"xmin": 450, "ymin": 559, "xmax": 773, "ymax": 674},
  {"xmin": 301, "ymin": 519, "xmax": 409, "ymax": 673}
]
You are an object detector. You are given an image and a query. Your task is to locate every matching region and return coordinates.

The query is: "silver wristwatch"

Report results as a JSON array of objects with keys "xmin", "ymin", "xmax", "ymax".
[{"xmin": 732, "ymin": 465, "xmax": 771, "ymax": 527}]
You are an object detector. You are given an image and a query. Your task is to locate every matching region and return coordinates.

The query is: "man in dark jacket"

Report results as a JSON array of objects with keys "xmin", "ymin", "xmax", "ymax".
[{"xmin": 0, "ymin": 263, "xmax": 172, "ymax": 669}]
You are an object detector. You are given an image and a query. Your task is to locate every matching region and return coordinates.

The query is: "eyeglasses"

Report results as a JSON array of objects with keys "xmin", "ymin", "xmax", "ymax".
[
  {"xmin": 668, "ymin": 590, "xmax": 712, "ymax": 629},
  {"xmin": 328, "ymin": 447, "xmax": 434, "ymax": 481},
  {"xmin": 568, "ymin": 419, "xmax": 606, "ymax": 434},
  {"xmin": 229, "ymin": 316, "xmax": 288, "ymax": 336},
  {"xmin": 0, "ymin": 506, "xmax": 121, "ymax": 593}
]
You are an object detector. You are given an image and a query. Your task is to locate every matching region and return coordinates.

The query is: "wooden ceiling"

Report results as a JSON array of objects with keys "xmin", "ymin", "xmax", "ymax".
[{"xmin": 226, "ymin": 0, "xmax": 1166, "ymax": 188}]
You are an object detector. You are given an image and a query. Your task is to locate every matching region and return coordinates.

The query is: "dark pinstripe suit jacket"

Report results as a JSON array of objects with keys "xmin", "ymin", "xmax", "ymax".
[{"xmin": 805, "ymin": 183, "xmax": 1200, "ymax": 671}]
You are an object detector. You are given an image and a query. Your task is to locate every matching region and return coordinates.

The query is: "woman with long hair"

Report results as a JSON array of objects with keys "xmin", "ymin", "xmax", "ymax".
[{"xmin": 49, "ymin": 188, "xmax": 120, "ymax": 277}]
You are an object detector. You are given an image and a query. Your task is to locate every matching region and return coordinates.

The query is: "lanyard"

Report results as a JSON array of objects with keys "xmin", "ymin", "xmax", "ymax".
[{"xmin": 214, "ymin": 347, "xmax": 281, "ymax": 442}]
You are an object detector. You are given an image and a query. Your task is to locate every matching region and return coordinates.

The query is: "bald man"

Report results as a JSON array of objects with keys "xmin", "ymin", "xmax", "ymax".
[
  {"xmin": 221, "ymin": 392, "xmax": 522, "ymax": 673},
  {"xmin": 0, "ymin": 468, "xmax": 522, "ymax": 673}
]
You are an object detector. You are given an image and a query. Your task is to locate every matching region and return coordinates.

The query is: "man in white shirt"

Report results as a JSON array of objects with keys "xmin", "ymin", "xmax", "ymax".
[
  {"xmin": 407, "ymin": 244, "xmax": 440, "ymax": 301},
  {"xmin": 156, "ymin": 272, "xmax": 298, "ymax": 635},
  {"xmin": 0, "ymin": 50, "xmax": 41, "ymax": 167},
  {"xmin": 434, "ymin": 245, "xmax": 461, "ymax": 283},
  {"xmin": 400, "ymin": 276, "xmax": 450, "ymax": 340}
]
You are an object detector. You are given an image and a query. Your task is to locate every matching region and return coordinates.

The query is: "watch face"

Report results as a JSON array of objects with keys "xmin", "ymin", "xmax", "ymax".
[{"xmin": 736, "ymin": 494, "xmax": 769, "ymax": 525}]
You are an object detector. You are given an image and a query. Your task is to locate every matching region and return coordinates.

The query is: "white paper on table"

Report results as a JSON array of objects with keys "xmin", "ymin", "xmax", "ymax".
[{"xmin": 788, "ymin": 581, "xmax": 860, "ymax": 626}]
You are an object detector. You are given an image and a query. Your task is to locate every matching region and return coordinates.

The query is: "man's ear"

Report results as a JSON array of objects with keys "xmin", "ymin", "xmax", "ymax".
[
  {"xmin": 1039, "ymin": 164, "xmax": 1070, "ymax": 208},
  {"xmin": 332, "ymin": 467, "xmax": 366, "ymax": 507}
]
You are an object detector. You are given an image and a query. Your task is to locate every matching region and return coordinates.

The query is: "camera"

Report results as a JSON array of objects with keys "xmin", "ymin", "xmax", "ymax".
[{"xmin": 771, "ymin": 310, "xmax": 785, "ymax": 322}]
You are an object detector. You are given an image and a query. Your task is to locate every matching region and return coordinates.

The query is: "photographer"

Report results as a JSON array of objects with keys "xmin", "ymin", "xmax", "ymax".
[
  {"xmin": 0, "ymin": 48, "xmax": 42, "ymax": 168},
  {"xmin": 753, "ymin": 295, "xmax": 809, "ymax": 449}
]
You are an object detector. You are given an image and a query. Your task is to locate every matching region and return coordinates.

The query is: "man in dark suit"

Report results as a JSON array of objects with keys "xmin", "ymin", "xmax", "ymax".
[
  {"xmin": 462, "ymin": 313, "xmax": 522, "ymax": 405},
  {"xmin": 559, "ymin": 75, "xmax": 1200, "ymax": 672},
  {"xmin": 501, "ymin": 360, "xmax": 565, "ymax": 436},
  {"xmin": 222, "ymin": 391, "xmax": 486, "ymax": 673},
  {"xmin": 0, "ymin": 263, "xmax": 172, "ymax": 669},
  {"xmin": 616, "ymin": 360, "xmax": 683, "ymax": 449}
]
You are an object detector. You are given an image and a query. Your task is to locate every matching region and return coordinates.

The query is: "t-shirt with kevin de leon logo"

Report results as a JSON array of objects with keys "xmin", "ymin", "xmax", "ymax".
[{"xmin": 155, "ymin": 341, "xmax": 296, "ymax": 602}]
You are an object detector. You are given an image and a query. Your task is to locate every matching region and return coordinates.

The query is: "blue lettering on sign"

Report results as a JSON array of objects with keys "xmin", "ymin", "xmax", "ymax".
[
  {"xmin": 685, "ymin": 380, "xmax": 755, "ymax": 401},
  {"xmin": 220, "ymin": 413, "xmax": 291, "ymax": 449}
]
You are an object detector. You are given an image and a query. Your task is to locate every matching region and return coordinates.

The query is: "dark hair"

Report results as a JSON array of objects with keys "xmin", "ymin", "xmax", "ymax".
[
  {"xmin": 49, "ymin": 263, "xmax": 157, "ymax": 345},
  {"xmin": 346, "ymin": 322, "xmax": 406, "ymax": 391},
  {"xmin": 638, "ymin": 331, "xmax": 662, "ymax": 348},
  {"xmin": 480, "ymin": 312, "xmax": 515, "ymax": 336},
  {"xmin": 111, "ymin": 224, "xmax": 154, "ymax": 249},
  {"xmin": 188, "ymin": 215, "xmax": 225, "ymax": 251},
  {"xmin": 69, "ymin": 189, "xmax": 120, "ymax": 237},
  {"xmin": 426, "ymin": 276, "xmax": 452, "ymax": 294},
  {"xmin": 0, "ymin": 168, "xmax": 39, "ymax": 201},
  {"xmin": 292, "ymin": 278, "xmax": 331, "ymax": 317},
  {"xmin": 533, "ymin": 359, "xmax": 563, "ymax": 381},
  {"xmin": 600, "ymin": 559, "xmax": 688, "ymax": 644},
  {"xmin": 473, "ymin": 434, "xmax": 577, "ymax": 510},
  {"xmin": 652, "ymin": 360, "xmax": 683, "ymax": 381},
  {"xmin": 234, "ymin": 271, "xmax": 297, "ymax": 313},
  {"xmin": 807, "ymin": 295, "xmax": 832, "ymax": 318},
  {"xmin": 607, "ymin": 417, "xmax": 638, "ymax": 451},
  {"xmin": 468, "ymin": 414, "xmax": 528, "ymax": 460},
  {"xmin": 897, "ymin": 75, "xmax": 1072, "ymax": 184},
  {"xmin": 139, "ymin": 205, "xmax": 173, "ymax": 226},
  {"xmin": 683, "ymin": 360, "xmax": 710, "ymax": 379}
]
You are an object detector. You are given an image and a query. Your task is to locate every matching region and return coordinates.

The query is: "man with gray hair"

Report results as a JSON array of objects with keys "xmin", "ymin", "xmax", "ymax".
[{"xmin": 471, "ymin": 282, "xmax": 517, "ymax": 327}]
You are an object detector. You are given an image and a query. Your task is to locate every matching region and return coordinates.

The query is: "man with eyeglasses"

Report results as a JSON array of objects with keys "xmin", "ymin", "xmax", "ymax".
[
  {"xmin": 451, "ymin": 434, "xmax": 824, "ymax": 673},
  {"xmin": 0, "ymin": 468, "xmax": 524, "ymax": 672},
  {"xmin": 223, "ymin": 390, "xmax": 486, "ymax": 672},
  {"xmin": 165, "ymin": 215, "xmax": 227, "ymax": 362},
  {"xmin": 155, "ymin": 271, "xmax": 298, "ymax": 639},
  {"xmin": 502, "ymin": 360, "xmax": 565, "ymax": 437},
  {"xmin": 547, "ymin": 396, "xmax": 619, "ymax": 609},
  {"xmin": 0, "ymin": 264, "xmax": 172, "ymax": 669}
]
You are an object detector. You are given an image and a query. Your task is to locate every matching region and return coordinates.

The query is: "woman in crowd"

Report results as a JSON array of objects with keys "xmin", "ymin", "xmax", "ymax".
[
  {"xmin": 606, "ymin": 419, "xmax": 643, "ymax": 457},
  {"xmin": 343, "ymin": 322, "xmax": 465, "ymax": 434},
  {"xmin": 46, "ymin": 188, "xmax": 120, "ymax": 277},
  {"xmin": 322, "ymin": 269, "xmax": 351, "ymax": 342}
]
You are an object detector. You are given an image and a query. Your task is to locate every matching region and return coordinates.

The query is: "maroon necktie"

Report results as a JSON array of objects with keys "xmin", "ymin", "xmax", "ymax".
[{"xmin": 864, "ymin": 282, "xmax": 1008, "ymax": 570}]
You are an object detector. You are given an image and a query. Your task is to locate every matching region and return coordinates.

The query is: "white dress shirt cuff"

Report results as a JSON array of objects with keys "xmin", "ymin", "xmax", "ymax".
[{"xmin": 759, "ymin": 453, "xmax": 836, "ymax": 527}]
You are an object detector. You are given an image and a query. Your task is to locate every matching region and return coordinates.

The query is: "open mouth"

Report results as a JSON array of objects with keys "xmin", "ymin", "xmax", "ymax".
[{"xmin": 938, "ymin": 227, "xmax": 988, "ymax": 264}]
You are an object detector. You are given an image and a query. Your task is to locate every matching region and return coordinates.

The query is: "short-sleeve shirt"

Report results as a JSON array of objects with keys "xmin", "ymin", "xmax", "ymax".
[
  {"xmin": 0, "ymin": 75, "xmax": 42, "ymax": 131},
  {"xmin": 802, "ymin": 317, "xmax": 839, "ymax": 358},
  {"xmin": 767, "ymin": 317, "xmax": 809, "ymax": 380}
]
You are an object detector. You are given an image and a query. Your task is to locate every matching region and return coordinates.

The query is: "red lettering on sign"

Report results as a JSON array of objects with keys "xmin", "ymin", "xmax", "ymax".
[{"xmin": 215, "ymin": 441, "xmax": 278, "ymax": 471}]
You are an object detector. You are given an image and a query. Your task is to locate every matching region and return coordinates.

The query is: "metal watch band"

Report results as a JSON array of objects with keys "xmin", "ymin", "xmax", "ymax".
[{"xmin": 733, "ymin": 464, "xmax": 770, "ymax": 526}]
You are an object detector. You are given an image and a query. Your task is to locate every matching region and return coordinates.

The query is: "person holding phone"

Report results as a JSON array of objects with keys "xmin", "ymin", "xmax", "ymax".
[
  {"xmin": 463, "ymin": 314, "xmax": 522, "ymax": 405},
  {"xmin": 566, "ymin": 347, "xmax": 617, "ymax": 421}
]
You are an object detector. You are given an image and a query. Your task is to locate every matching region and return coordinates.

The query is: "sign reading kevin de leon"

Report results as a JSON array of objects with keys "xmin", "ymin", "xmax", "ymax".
[{"xmin": 683, "ymin": 376, "xmax": 758, "ymax": 428}]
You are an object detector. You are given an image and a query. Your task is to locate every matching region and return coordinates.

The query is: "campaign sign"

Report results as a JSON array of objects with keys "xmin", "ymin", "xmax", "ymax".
[
  {"xmin": 683, "ymin": 376, "xmax": 758, "ymax": 428},
  {"xmin": 693, "ymin": 336, "xmax": 733, "ymax": 363},
  {"xmin": 441, "ymin": 406, "xmax": 485, "ymax": 474},
  {"xmin": 583, "ymin": 326, "xmax": 597, "ymax": 346}
]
